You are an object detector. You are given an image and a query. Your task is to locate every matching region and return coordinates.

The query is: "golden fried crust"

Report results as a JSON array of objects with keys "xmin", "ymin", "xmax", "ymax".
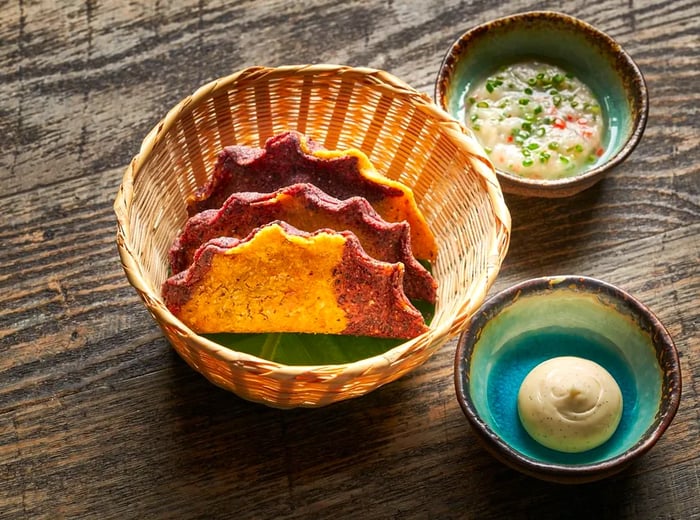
[
  {"xmin": 162, "ymin": 222, "xmax": 429, "ymax": 339},
  {"xmin": 171, "ymin": 183, "xmax": 437, "ymax": 303},
  {"xmin": 187, "ymin": 131, "xmax": 437, "ymax": 261}
]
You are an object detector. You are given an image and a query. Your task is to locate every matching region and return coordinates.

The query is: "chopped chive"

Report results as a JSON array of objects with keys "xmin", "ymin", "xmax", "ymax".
[
  {"xmin": 539, "ymin": 151, "xmax": 551, "ymax": 163},
  {"xmin": 476, "ymin": 101, "xmax": 489, "ymax": 108},
  {"xmin": 543, "ymin": 117, "xmax": 553, "ymax": 125},
  {"xmin": 560, "ymin": 155, "xmax": 570, "ymax": 164},
  {"xmin": 508, "ymin": 82, "xmax": 516, "ymax": 89},
  {"xmin": 522, "ymin": 148, "xmax": 531, "ymax": 157},
  {"xmin": 486, "ymin": 82, "xmax": 495, "ymax": 93},
  {"xmin": 522, "ymin": 121, "xmax": 532, "ymax": 131},
  {"xmin": 552, "ymin": 73, "xmax": 564, "ymax": 84},
  {"xmin": 536, "ymin": 127, "xmax": 546, "ymax": 137},
  {"xmin": 571, "ymin": 100, "xmax": 579, "ymax": 108},
  {"xmin": 548, "ymin": 142, "xmax": 559, "ymax": 150},
  {"xmin": 470, "ymin": 114, "xmax": 478, "ymax": 122},
  {"xmin": 549, "ymin": 89, "xmax": 558, "ymax": 95},
  {"xmin": 519, "ymin": 98, "xmax": 530, "ymax": 105},
  {"xmin": 524, "ymin": 87, "xmax": 533, "ymax": 95},
  {"xmin": 575, "ymin": 144, "xmax": 584, "ymax": 153},
  {"xmin": 553, "ymin": 95, "xmax": 562, "ymax": 107},
  {"xmin": 528, "ymin": 77, "xmax": 537, "ymax": 86},
  {"xmin": 527, "ymin": 142, "xmax": 539, "ymax": 150},
  {"xmin": 522, "ymin": 158, "xmax": 534, "ymax": 167},
  {"xmin": 473, "ymin": 123, "xmax": 481, "ymax": 131},
  {"xmin": 468, "ymin": 96, "xmax": 476, "ymax": 104},
  {"xmin": 534, "ymin": 105, "xmax": 543, "ymax": 115}
]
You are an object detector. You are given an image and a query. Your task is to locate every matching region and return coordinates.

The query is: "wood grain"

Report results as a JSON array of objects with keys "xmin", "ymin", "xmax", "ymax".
[{"xmin": 1, "ymin": 0, "xmax": 698, "ymax": 518}]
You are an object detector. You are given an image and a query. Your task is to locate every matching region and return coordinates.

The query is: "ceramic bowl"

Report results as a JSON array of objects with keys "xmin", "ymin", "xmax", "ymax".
[
  {"xmin": 454, "ymin": 276, "xmax": 681, "ymax": 483},
  {"xmin": 435, "ymin": 11, "xmax": 648, "ymax": 198}
]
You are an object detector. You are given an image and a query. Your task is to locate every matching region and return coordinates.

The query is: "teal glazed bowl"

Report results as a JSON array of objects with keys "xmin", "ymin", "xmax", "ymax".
[
  {"xmin": 435, "ymin": 11, "xmax": 648, "ymax": 198},
  {"xmin": 454, "ymin": 276, "xmax": 681, "ymax": 484}
]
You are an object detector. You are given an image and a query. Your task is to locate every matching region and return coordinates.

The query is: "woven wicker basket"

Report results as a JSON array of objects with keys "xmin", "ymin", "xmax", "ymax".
[{"xmin": 114, "ymin": 64, "xmax": 510, "ymax": 408}]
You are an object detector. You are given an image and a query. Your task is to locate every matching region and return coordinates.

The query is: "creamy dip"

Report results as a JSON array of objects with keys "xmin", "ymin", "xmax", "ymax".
[
  {"xmin": 517, "ymin": 356, "xmax": 623, "ymax": 453},
  {"xmin": 465, "ymin": 61, "xmax": 604, "ymax": 179}
]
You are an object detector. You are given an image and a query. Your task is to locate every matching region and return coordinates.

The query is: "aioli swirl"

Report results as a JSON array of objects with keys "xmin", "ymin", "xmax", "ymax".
[{"xmin": 517, "ymin": 356, "xmax": 623, "ymax": 453}]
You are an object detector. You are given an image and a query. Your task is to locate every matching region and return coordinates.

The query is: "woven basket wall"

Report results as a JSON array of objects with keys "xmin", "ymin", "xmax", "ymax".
[{"xmin": 114, "ymin": 64, "xmax": 511, "ymax": 408}]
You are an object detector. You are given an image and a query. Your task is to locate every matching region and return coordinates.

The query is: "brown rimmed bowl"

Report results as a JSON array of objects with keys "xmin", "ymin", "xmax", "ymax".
[
  {"xmin": 435, "ymin": 11, "xmax": 648, "ymax": 198},
  {"xmin": 454, "ymin": 275, "xmax": 681, "ymax": 483}
]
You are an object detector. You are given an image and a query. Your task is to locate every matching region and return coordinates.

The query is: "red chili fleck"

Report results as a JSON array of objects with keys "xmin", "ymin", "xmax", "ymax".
[
  {"xmin": 582, "ymin": 130, "xmax": 593, "ymax": 138},
  {"xmin": 596, "ymin": 148, "xmax": 604, "ymax": 156},
  {"xmin": 507, "ymin": 135, "xmax": 514, "ymax": 143},
  {"xmin": 566, "ymin": 115, "xmax": 574, "ymax": 122},
  {"xmin": 553, "ymin": 118, "xmax": 566, "ymax": 129}
]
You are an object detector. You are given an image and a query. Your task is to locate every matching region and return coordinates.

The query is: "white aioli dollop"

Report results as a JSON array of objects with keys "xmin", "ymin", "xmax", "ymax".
[{"xmin": 517, "ymin": 356, "xmax": 623, "ymax": 453}]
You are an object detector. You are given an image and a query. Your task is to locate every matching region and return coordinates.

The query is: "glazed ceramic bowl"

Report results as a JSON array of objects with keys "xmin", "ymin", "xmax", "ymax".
[
  {"xmin": 435, "ymin": 11, "xmax": 648, "ymax": 198},
  {"xmin": 454, "ymin": 276, "xmax": 681, "ymax": 483}
]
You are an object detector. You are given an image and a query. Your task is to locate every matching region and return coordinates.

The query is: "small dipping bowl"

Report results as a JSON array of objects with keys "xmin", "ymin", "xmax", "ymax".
[
  {"xmin": 454, "ymin": 276, "xmax": 681, "ymax": 483},
  {"xmin": 435, "ymin": 11, "xmax": 648, "ymax": 198}
]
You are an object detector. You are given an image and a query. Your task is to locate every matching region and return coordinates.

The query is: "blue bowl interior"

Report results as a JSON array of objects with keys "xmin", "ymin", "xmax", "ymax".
[
  {"xmin": 464, "ymin": 283, "xmax": 662, "ymax": 467},
  {"xmin": 442, "ymin": 13, "xmax": 643, "ymax": 175}
]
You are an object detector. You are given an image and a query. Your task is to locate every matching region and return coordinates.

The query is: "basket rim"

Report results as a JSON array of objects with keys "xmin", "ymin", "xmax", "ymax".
[{"xmin": 114, "ymin": 63, "xmax": 511, "ymax": 374}]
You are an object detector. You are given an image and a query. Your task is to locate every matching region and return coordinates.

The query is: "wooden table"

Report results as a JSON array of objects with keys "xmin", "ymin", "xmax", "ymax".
[{"xmin": 1, "ymin": 1, "xmax": 698, "ymax": 518}]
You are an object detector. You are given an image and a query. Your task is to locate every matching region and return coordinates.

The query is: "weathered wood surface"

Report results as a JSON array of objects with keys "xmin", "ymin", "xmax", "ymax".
[{"xmin": 1, "ymin": 0, "xmax": 698, "ymax": 518}]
